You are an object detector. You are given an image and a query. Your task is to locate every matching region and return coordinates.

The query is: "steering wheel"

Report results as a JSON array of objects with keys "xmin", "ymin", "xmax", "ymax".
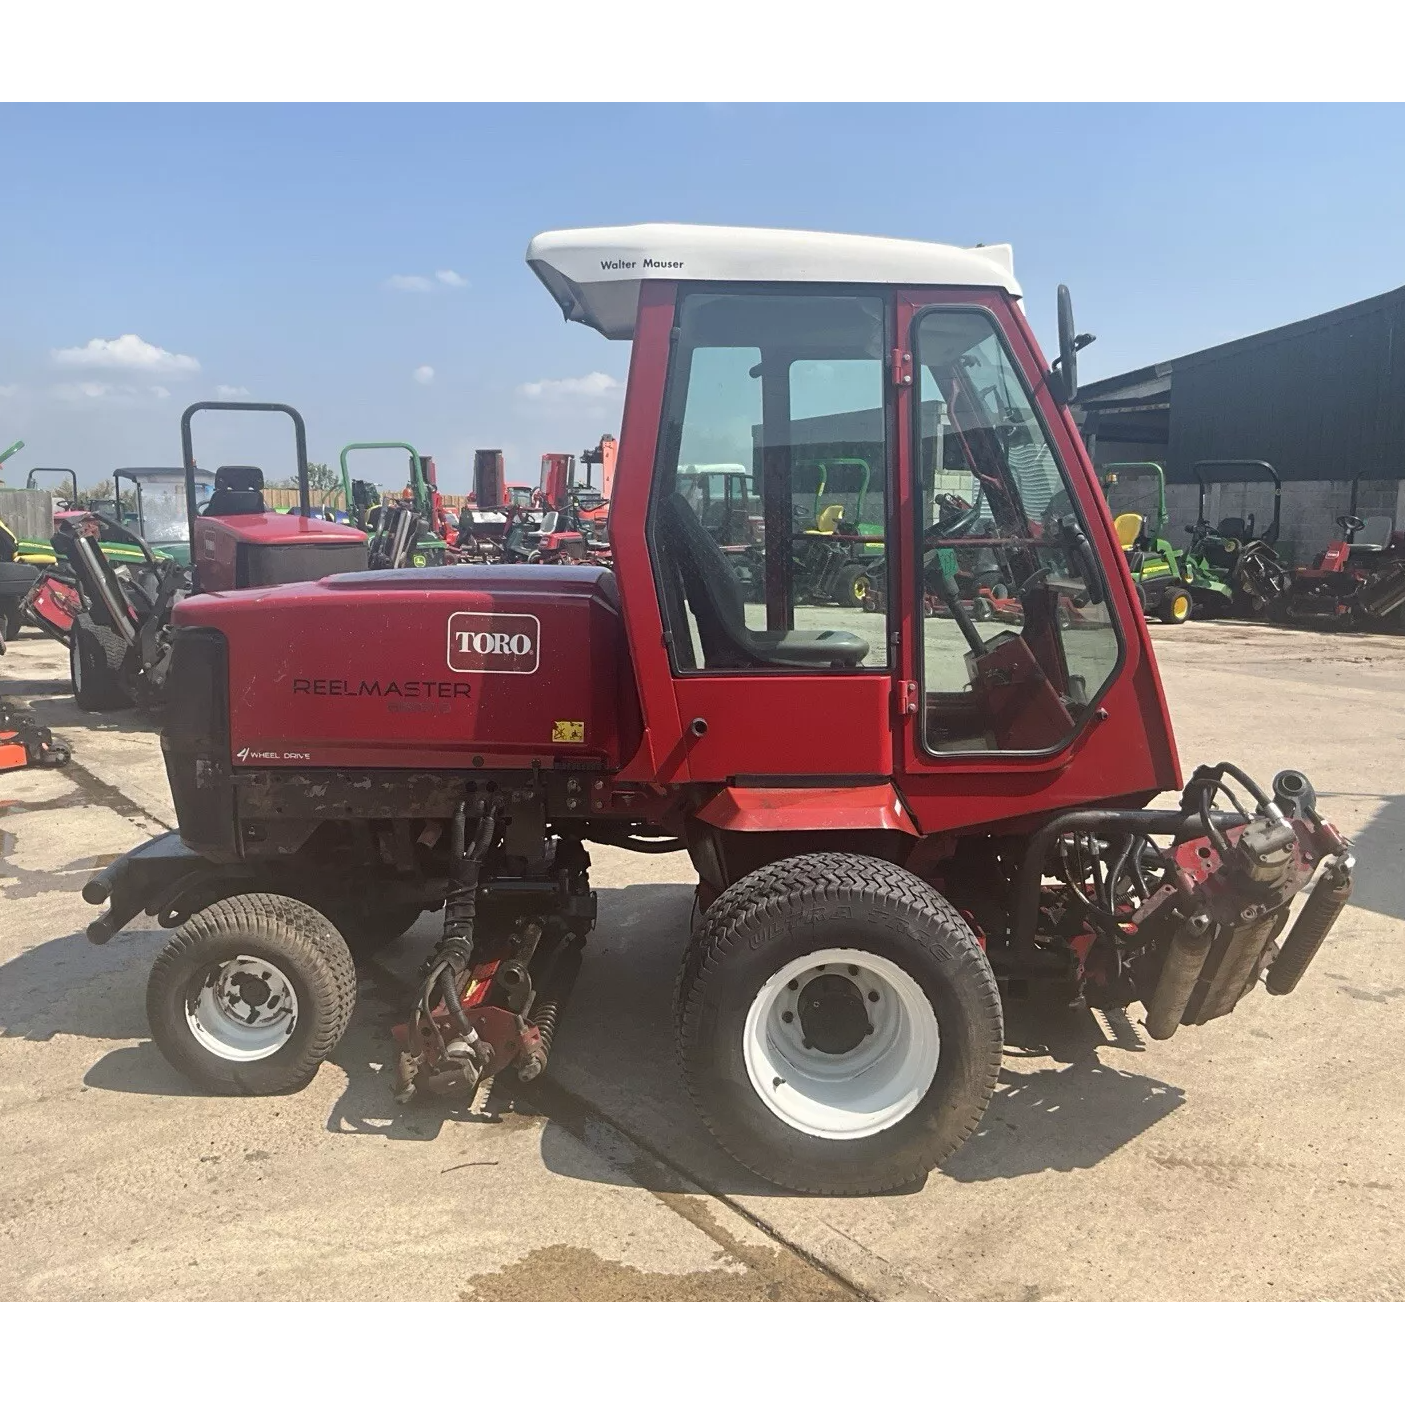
[
  {"xmin": 1337, "ymin": 514, "xmax": 1365, "ymax": 536},
  {"xmin": 925, "ymin": 501, "xmax": 982, "ymax": 543}
]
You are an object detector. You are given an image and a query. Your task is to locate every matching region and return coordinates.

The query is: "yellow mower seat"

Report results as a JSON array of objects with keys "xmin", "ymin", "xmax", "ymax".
[
  {"xmin": 1113, "ymin": 512, "xmax": 1144, "ymax": 550},
  {"xmin": 806, "ymin": 504, "xmax": 846, "ymax": 535}
]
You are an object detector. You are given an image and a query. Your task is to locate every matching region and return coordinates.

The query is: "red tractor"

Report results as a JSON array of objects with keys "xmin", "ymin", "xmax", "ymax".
[{"xmin": 83, "ymin": 227, "xmax": 1353, "ymax": 1195}]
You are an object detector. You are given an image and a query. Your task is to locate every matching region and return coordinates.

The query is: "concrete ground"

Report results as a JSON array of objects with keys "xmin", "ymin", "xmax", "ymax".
[{"xmin": 2, "ymin": 619, "xmax": 1403, "ymax": 1300}]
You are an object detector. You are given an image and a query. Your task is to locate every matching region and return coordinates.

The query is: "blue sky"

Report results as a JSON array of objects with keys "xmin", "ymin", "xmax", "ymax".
[{"xmin": 3, "ymin": 103, "xmax": 1404, "ymax": 494}]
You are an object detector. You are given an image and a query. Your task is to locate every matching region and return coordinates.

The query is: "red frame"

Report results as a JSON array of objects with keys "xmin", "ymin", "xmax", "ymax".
[{"xmin": 610, "ymin": 280, "xmax": 1181, "ymax": 830}]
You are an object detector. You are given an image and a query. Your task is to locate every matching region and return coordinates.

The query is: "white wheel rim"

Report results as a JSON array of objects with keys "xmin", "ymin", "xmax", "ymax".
[
  {"xmin": 185, "ymin": 955, "xmax": 299, "ymax": 1062},
  {"xmin": 743, "ymin": 947, "xmax": 940, "ymax": 1141},
  {"xmin": 71, "ymin": 638, "xmax": 83, "ymax": 690}
]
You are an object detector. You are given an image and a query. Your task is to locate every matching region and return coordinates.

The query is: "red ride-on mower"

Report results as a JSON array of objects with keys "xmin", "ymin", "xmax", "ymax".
[
  {"xmin": 62, "ymin": 402, "xmax": 369, "ymax": 710},
  {"xmin": 83, "ymin": 226, "xmax": 1354, "ymax": 1195},
  {"xmin": 1273, "ymin": 475, "xmax": 1405, "ymax": 629}
]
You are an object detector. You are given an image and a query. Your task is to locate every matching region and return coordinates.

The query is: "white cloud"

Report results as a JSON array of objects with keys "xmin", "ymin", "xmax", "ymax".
[
  {"xmin": 52, "ymin": 333, "xmax": 199, "ymax": 374},
  {"xmin": 387, "ymin": 270, "xmax": 467, "ymax": 293},
  {"xmin": 215, "ymin": 384, "xmax": 251, "ymax": 398},
  {"xmin": 51, "ymin": 381, "xmax": 171, "ymax": 405},
  {"xmin": 0, "ymin": 384, "xmax": 16, "ymax": 398},
  {"xmin": 413, "ymin": 365, "xmax": 435, "ymax": 384},
  {"xmin": 518, "ymin": 371, "xmax": 624, "ymax": 401}
]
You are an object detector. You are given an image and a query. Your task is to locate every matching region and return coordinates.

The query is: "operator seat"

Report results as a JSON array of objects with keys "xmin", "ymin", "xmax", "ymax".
[
  {"xmin": 1352, "ymin": 515, "xmax": 1393, "ymax": 554},
  {"xmin": 1113, "ymin": 512, "xmax": 1144, "ymax": 550},
  {"xmin": 659, "ymin": 492, "xmax": 868, "ymax": 670},
  {"xmin": 1217, "ymin": 516, "xmax": 1247, "ymax": 541},
  {"xmin": 205, "ymin": 466, "xmax": 267, "ymax": 517}
]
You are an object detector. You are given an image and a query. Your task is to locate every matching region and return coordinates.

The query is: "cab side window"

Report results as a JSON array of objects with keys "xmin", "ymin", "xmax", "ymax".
[{"xmin": 648, "ymin": 290, "xmax": 890, "ymax": 673}]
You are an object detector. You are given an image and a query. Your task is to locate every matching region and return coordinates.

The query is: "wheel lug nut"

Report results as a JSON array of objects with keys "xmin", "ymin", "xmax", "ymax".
[
  {"xmin": 867, "ymin": 990, "xmax": 879, "ymax": 1003},
  {"xmin": 848, "ymin": 965, "xmax": 858, "ymax": 975},
  {"xmin": 781, "ymin": 1011, "xmax": 794, "ymax": 1024},
  {"xmin": 787, "ymin": 979, "xmax": 799, "ymax": 991}
]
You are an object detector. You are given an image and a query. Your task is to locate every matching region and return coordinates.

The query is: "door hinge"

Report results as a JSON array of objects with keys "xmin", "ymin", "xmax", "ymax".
[
  {"xmin": 898, "ymin": 680, "xmax": 919, "ymax": 716},
  {"xmin": 890, "ymin": 349, "xmax": 913, "ymax": 387}
]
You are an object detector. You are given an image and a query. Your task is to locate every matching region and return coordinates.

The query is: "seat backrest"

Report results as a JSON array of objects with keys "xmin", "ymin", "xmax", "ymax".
[
  {"xmin": 1217, "ymin": 516, "xmax": 1247, "ymax": 540},
  {"xmin": 207, "ymin": 465, "xmax": 266, "ymax": 517},
  {"xmin": 659, "ymin": 491, "xmax": 750, "ymax": 667},
  {"xmin": 1113, "ymin": 512, "xmax": 1144, "ymax": 549},
  {"xmin": 1357, "ymin": 515, "xmax": 1393, "ymax": 550},
  {"xmin": 812, "ymin": 504, "xmax": 845, "ymax": 534}
]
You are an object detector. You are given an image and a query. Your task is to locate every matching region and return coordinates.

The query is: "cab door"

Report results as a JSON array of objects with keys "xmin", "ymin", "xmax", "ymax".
[
  {"xmin": 641, "ymin": 284, "xmax": 900, "ymax": 782},
  {"xmin": 891, "ymin": 290, "xmax": 1176, "ymax": 830}
]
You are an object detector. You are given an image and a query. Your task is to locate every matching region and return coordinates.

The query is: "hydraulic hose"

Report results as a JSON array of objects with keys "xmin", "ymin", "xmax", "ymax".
[{"xmin": 1010, "ymin": 807, "xmax": 1246, "ymax": 963}]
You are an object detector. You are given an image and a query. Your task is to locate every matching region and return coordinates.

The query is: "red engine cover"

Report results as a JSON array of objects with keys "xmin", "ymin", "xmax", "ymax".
[
  {"xmin": 173, "ymin": 565, "xmax": 638, "ymax": 770},
  {"xmin": 195, "ymin": 513, "xmax": 367, "ymax": 593}
]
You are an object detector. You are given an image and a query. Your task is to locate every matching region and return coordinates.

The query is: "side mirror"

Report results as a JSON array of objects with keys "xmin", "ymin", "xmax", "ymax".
[{"xmin": 1052, "ymin": 285, "xmax": 1095, "ymax": 406}]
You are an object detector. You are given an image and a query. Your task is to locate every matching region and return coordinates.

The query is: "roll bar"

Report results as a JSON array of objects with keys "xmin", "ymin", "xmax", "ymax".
[
  {"xmin": 338, "ymin": 442, "xmax": 426, "ymax": 516},
  {"xmin": 1192, "ymin": 459, "xmax": 1281, "ymax": 545},
  {"xmin": 181, "ymin": 402, "xmax": 309, "ymax": 542},
  {"xmin": 1101, "ymin": 461, "xmax": 1167, "ymax": 532},
  {"xmin": 25, "ymin": 467, "xmax": 79, "ymax": 502}
]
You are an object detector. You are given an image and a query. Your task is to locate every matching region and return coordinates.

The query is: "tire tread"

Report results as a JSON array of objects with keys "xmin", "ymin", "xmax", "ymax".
[
  {"xmin": 147, "ymin": 892, "xmax": 356, "ymax": 1095},
  {"xmin": 674, "ymin": 852, "xmax": 1003, "ymax": 1194}
]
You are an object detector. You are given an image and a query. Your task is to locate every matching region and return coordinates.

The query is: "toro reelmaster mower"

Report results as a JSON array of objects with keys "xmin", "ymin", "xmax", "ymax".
[
  {"xmin": 84, "ymin": 226, "xmax": 1353, "ymax": 1195},
  {"xmin": 64, "ymin": 402, "xmax": 367, "ymax": 710}
]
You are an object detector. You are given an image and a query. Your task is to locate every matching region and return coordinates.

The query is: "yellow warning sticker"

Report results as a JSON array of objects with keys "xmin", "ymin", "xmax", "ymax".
[{"xmin": 552, "ymin": 720, "xmax": 586, "ymax": 744}]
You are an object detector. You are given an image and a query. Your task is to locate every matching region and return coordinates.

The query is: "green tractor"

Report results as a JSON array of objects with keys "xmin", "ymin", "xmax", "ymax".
[
  {"xmin": 1100, "ymin": 461, "xmax": 1232, "ymax": 624},
  {"xmin": 338, "ymin": 442, "xmax": 449, "ymax": 569}
]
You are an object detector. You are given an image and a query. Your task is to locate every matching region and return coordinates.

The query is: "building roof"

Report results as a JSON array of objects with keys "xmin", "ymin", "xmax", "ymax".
[
  {"xmin": 526, "ymin": 223, "xmax": 1020, "ymax": 340},
  {"xmin": 1081, "ymin": 282, "xmax": 1405, "ymax": 408}
]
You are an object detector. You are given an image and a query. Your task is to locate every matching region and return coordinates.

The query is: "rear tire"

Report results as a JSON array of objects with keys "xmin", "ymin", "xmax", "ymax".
[
  {"xmin": 1157, "ymin": 587, "xmax": 1193, "ymax": 625},
  {"xmin": 675, "ymin": 853, "xmax": 1003, "ymax": 1195},
  {"xmin": 1, "ymin": 603, "xmax": 21, "ymax": 641},
  {"xmin": 70, "ymin": 618, "xmax": 130, "ymax": 711},
  {"xmin": 146, "ymin": 893, "xmax": 357, "ymax": 1095}
]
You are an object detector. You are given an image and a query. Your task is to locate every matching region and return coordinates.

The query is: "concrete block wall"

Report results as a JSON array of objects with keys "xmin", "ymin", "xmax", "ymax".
[{"xmin": 1164, "ymin": 479, "xmax": 1405, "ymax": 569}]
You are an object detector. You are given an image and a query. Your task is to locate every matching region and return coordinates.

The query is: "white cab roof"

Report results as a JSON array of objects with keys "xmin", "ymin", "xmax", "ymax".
[{"xmin": 526, "ymin": 223, "xmax": 1019, "ymax": 340}]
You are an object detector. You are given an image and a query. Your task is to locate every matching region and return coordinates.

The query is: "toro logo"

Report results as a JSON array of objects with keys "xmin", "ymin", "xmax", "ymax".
[{"xmin": 447, "ymin": 611, "xmax": 541, "ymax": 675}]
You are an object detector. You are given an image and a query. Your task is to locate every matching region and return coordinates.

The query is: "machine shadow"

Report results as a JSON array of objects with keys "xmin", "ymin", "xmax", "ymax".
[
  {"xmin": 24, "ymin": 694, "xmax": 164, "ymax": 739},
  {"xmin": 535, "ymin": 882, "xmax": 1185, "ymax": 1193},
  {"xmin": 0, "ymin": 923, "xmax": 160, "ymax": 1046},
  {"xmin": 1320, "ymin": 792, "xmax": 1405, "ymax": 924},
  {"xmin": 46, "ymin": 885, "xmax": 1183, "ymax": 1195}
]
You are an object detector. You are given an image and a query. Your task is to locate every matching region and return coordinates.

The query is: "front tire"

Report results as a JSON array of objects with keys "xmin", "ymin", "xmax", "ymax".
[
  {"xmin": 1156, "ymin": 587, "xmax": 1193, "ymax": 625},
  {"xmin": 146, "ymin": 893, "xmax": 357, "ymax": 1095},
  {"xmin": 675, "ymin": 853, "xmax": 1003, "ymax": 1195}
]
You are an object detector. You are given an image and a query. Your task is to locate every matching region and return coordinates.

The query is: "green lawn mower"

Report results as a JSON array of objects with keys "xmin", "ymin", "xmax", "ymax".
[
  {"xmin": 789, "ymin": 457, "xmax": 884, "ymax": 608},
  {"xmin": 1100, "ymin": 461, "xmax": 1232, "ymax": 624},
  {"xmin": 338, "ymin": 441, "xmax": 449, "ymax": 568},
  {"xmin": 1184, "ymin": 459, "xmax": 1291, "ymax": 617}
]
